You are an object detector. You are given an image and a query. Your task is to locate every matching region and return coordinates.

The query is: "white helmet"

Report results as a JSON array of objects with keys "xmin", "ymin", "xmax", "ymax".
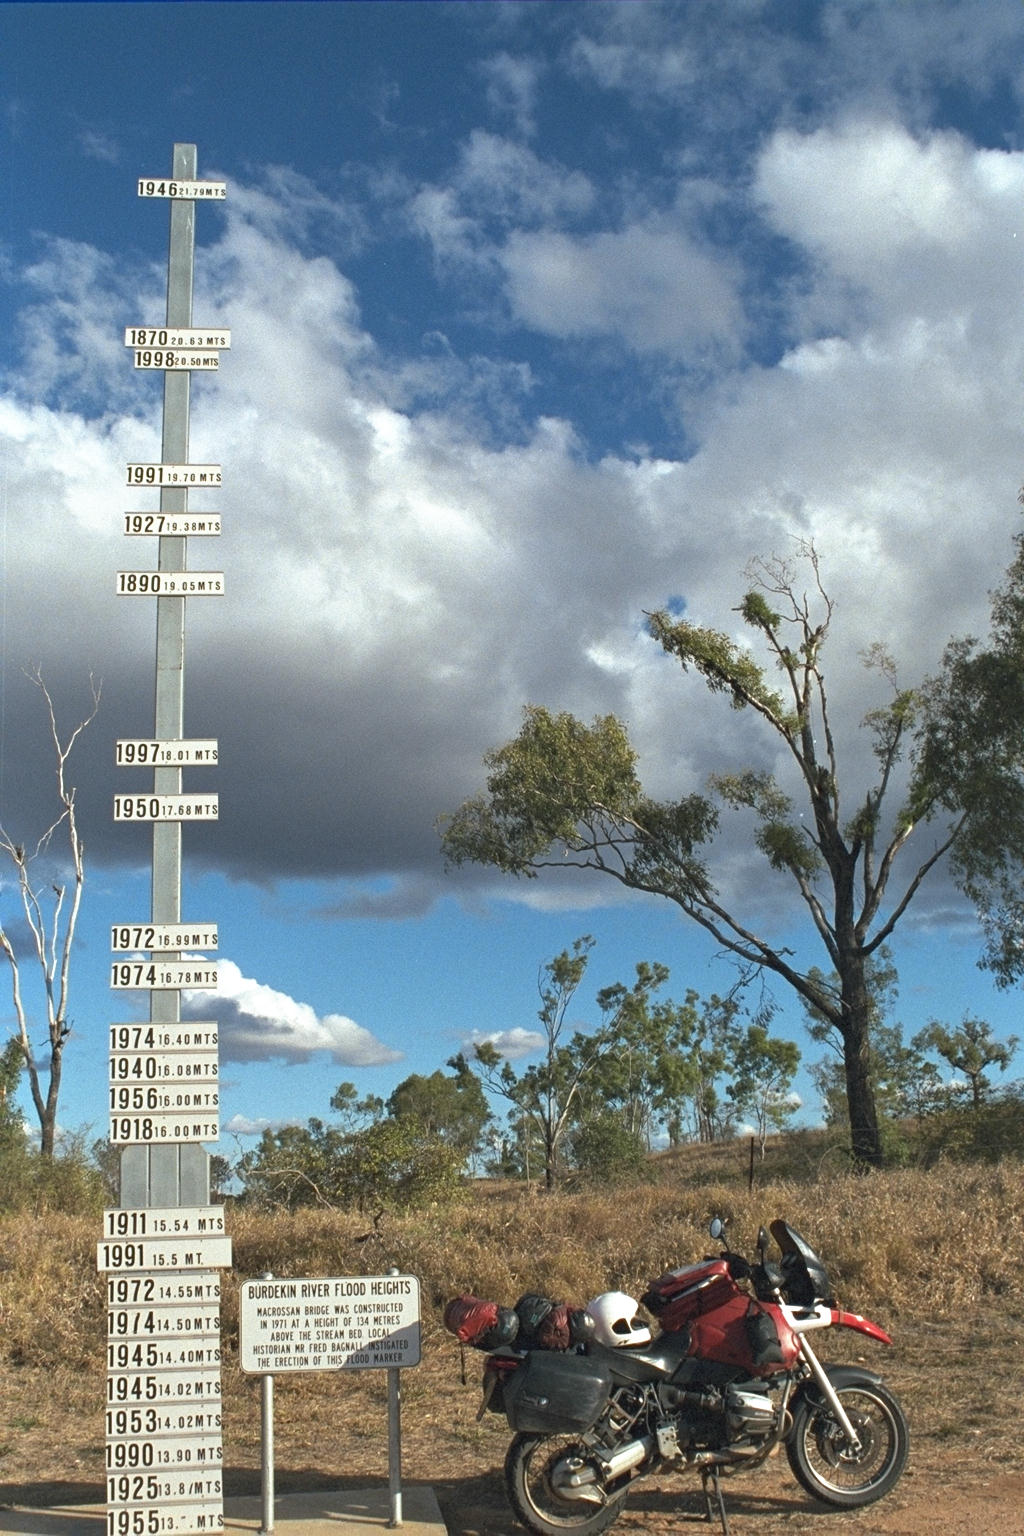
[{"xmin": 585, "ymin": 1291, "xmax": 651, "ymax": 1347}]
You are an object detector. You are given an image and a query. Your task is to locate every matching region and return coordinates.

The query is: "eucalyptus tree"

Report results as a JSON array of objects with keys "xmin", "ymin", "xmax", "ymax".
[
  {"xmin": 443, "ymin": 545, "xmax": 966, "ymax": 1168},
  {"xmin": 913, "ymin": 1015, "xmax": 1019, "ymax": 1110},
  {"xmin": 917, "ymin": 523, "xmax": 1024, "ymax": 985}
]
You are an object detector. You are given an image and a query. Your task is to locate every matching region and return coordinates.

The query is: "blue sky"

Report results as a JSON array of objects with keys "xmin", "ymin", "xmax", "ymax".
[{"xmin": 3, "ymin": 0, "xmax": 1024, "ymax": 1158}]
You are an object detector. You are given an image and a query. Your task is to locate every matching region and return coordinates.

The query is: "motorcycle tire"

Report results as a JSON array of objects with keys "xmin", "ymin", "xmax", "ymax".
[
  {"xmin": 504, "ymin": 1432, "xmax": 630, "ymax": 1536},
  {"xmin": 786, "ymin": 1377, "xmax": 909, "ymax": 1507}
]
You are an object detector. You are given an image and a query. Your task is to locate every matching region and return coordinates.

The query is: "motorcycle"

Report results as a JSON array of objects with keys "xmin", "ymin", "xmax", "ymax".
[{"xmin": 473, "ymin": 1218, "xmax": 908, "ymax": 1536}]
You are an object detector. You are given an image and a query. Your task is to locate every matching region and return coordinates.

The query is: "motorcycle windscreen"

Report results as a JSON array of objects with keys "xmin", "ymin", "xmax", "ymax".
[{"xmin": 769, "ymin": 1220, "xmax": 834, "ymax": 1305}]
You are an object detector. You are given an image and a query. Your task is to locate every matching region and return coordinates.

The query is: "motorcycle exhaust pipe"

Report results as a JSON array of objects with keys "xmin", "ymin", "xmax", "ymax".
[
  {"xmin": 554, "ymin": 1436, "xmax": 655, "ymax": 1505},
  {"xmin": 599, "ymin": 1435, "xmax": 655, "ymax": 1481}
]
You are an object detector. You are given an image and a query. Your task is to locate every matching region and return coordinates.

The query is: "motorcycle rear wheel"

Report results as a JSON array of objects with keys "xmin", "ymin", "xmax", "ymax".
[
  {"xmin": 786, "ymin": 1379, "xmax": 908, "ymax": 1507},
  {"xmin": 504, "ymin": 1432, "xmax": 630, "ymax": 1536}
]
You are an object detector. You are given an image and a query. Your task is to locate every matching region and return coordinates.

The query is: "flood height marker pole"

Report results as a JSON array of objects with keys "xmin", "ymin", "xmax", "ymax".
[{"xmin": 101, "ymin": 144, "xmax": 231, "ymax": 1536}]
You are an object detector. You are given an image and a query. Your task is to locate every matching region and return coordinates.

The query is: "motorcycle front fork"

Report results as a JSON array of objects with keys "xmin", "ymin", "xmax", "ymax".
[{"xmin": 793, "ymin": 1333, "xmax": 863, "ymax": 1452}]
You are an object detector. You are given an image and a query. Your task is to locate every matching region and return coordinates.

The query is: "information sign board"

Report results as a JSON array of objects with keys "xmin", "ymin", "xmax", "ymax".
[
  {"xmin": 116, "ymin": 571, "xmax": 225, "ymax": 596},
  {"xmin": 112, "ymin": 924, "xmax": 219, "ymax": 952},
  {"xmin": 110, "ymin": 959, "xmax": 219, "ymax": 989},
  {"xmin": 126, "ymin": 463, "xmax": 221, "ymax": 487},
  {"xmin": 98, "ymin": 1235, "xmax": 233, "ymax": 1272},
  {"xmin": 109, "ymin": 1113, "xmax": 220, "ymax": 1145},
  {"xmin": 110, "ymin": 1052, "xmax": 219, "ymax": 1085},
  {"xmin": 116, "ymin": 739, "xmax": 218, "ymax": 766},
  {"xmin": 110, "ymin": 1023, "xmax": 218, "ymax": 1053},
  {"xmin": 126, "ymin": 328, "xmax": 231, "ymax": 350},
  {"xmin": 138, "ymin": 177, "xmax": 227, "ymax": 199},
  {"xmin": 239, "ymin": 1274, "xmax": 421, "ymax": 1373},
  {"xmin": 113, "ymin": 795, "xmax": 219, "ymax": 821},
  {"xmin": 124, "ymin": 513, "xmax": 221, "ymax": 537}
]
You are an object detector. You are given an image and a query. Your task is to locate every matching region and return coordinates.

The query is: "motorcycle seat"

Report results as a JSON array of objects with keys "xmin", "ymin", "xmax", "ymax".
[{"xmin": 589, "ymin": 1331, "xmax": 692, "ymax": 1383}]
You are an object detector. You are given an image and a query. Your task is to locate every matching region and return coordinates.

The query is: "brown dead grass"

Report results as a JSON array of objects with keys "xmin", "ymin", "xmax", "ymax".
[{"xmin": 2, "ymin": 1159, "xmax": 1024, "ymax": 1529}]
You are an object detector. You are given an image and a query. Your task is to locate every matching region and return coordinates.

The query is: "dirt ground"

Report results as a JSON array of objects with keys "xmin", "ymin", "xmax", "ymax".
[{"xmin": 3, "ymin": 1309, "xmax": 1023, "ymax": 1536}]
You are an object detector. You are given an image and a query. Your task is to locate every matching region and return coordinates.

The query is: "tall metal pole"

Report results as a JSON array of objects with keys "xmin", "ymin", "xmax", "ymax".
[
  {"xmin": 120, "ymin": 143, "xmax": 208, "ymax": 1210},
  {"xmin": 104, "ymin": 143, "xmax": 228, "ymax": 1536}
]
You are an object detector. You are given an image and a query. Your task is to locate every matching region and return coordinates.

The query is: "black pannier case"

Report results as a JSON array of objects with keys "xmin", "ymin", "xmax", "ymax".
[{"xmin": 503, "ymin": 1350, "xmax": 611, "ymax": 1434}]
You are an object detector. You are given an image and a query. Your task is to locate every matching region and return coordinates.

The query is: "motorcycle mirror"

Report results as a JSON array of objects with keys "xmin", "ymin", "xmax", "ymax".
[{"xmin": 709, "ymin": 1217, "xmax": 726, "ymax": 1241}]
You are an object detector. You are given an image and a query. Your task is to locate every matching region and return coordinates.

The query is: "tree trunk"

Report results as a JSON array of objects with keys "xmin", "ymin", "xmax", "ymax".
[{"xmin": 839, "ymin": 954, "xmax": 884, "ymax": 1168}]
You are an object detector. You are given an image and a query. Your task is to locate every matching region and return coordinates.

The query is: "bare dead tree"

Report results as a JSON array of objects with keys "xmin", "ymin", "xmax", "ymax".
[{"xmin": 0, "ymin": 670, "xmax": 99, "ymax": 1159}]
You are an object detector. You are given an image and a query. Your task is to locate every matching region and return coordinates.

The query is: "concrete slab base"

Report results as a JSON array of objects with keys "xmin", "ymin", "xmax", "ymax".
[{"xmin": 0, "ymin": 1485, "xmax": 447, "ymax": 1536}]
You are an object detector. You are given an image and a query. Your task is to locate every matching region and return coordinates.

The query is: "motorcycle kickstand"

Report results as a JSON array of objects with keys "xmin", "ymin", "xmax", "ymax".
[{"xmin": 699, "ymin": 1467, "xmax": 730, "ymax": 1536}]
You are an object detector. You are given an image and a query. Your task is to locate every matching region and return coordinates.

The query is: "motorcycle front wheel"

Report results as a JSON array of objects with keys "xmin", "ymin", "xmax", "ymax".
[
  {"xmin": 504, "ymin": 1432, "xmax": 630, "ymax": 1536},
  {"xmin": 786, "ymin": 1378, "xmax": 909, "ymax": 1507}
]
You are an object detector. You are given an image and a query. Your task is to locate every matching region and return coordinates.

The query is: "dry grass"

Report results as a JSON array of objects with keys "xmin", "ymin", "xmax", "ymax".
[
  {"xmin": 2, "ymin": 1157, "xmax": 1024, "ymax": 1527},
  {"xmin": 3, "ymin": 1159, "xmax": 1024, "ymax": 1367}
]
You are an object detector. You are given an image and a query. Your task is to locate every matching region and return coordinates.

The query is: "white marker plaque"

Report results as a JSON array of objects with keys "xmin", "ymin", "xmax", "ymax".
[
  {"xmin": 109, "ymin": 1113, "xmax": 220, "ymax": 1145},
  {"xmin": 104, "ymin": 1207, "xmax": 226, "ymax": 1239},
  {"xmin": 126, "ymin": 328, "xmax": 231, "ymax": 350},
  {"xmin": 239, "ymin": 1274, "xmax": 421, "ymax": 1374},
  {"xmin": 116, "ymin": 739, "xmax": 218, "ymax": 766},
  {"xmin": 113, "ymin": 795, "xmax": 218, "ymax": 822},
  {"xmin": 126, "ymin": 463, "xmax": 221, "ymax": 487},
  {"xmin": 106, "ymin": 1434, "xmax": 223, "ymax": 1469},
  {"xmin": 110, "ymin": 1052, "xmax": 219, "ymax": 1085},
  {"xmin": 106, "ymin": 1368, "xmax": 222, "ymax": 1404},
  {"xmin": 111, "ymin": 924, "xmax": 218, "ymax": 952},
  {"xmin": 138, "ymin": 178, "xmax": 227, "ymax": 199},
  {"xmin": 116, "ymin": 571, "xmax": 224, "ymax": 596},
  {"xmin": 109, "ymin": 1086, "xmax": 219, "ymax": 1117},
  {"xmin": 98, "ymin": 1236, "xmax": 233, "ymax": 1272},
  {"xmin": 105, "ymin": 1403, "xmax": 222, "ymax": 1438},
  {"xmin": 124, "ymin": 513, "xmax": 221, "ymax": 536},
  {"xmin": 108, "ymin": 1302, "xmax": 221, "ymax": 1338},
  {"xmin": 108, "ymin": 1338, "xmax": 222, "ymax": 1372},
  {"xmin": 109, "ymin": 1024, "xmax": 219, "ymax": 1052},
  {"xmin": 107, "ymin": 1274, "xmax": 221, "ymax": 1308},
  {"xmin": 106, "ymin": 1467, "xmax": 222, "ymax": 1505},
  {"xmin": 105, "ymin": 1497, "xmax": 224, "ymax": 1533},
  {"xmin": 133, "ymin": 350, "xmax": 220, "ymax": 371},
  {"xmin": 110, "ymin": 960, "xmax": 219, "ymax": 990}
]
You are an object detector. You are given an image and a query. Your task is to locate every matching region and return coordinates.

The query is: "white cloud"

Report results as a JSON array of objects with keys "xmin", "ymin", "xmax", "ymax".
[
  {"xmin": 183, "ymin": 959, "xmax": 401, "ymax": 1067},
  {"xmin": 466, "ymin": 1027, "xmax": 546, "ymax": 1061},
  {"xmin": 222, "ymin": 1111, "xmax": 299, "ymax": 1138},
  {"xmin": 480, "ymin": 52, "xmax": 546, "ymax": 138},
  {"xmin": 500, "ymin": 221, "xmax": 743, "ymax": 359},
  {"xmin": 755, "ymin": 120, "xmax": 1024, "ymax": 335},
  {"xmin": 3, "ymin": 126, "xmax": 1023, "ymax": 935}
]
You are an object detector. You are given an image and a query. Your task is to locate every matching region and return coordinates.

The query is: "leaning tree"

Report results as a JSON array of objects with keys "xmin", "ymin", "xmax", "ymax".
[{"xmin": 442, "ymin": 544, "xmax": 967, "ymax": 1168}]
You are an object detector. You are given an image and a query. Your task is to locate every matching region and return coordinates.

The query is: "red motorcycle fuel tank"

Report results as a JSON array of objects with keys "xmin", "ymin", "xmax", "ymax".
[
  {"xmin": 642, "ymin": 1260, "xmax": 799, "ymax": 1377},
  {"xmin": 687, "ymin": 1293, "xmax": 798, "ymax": 1375}
]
